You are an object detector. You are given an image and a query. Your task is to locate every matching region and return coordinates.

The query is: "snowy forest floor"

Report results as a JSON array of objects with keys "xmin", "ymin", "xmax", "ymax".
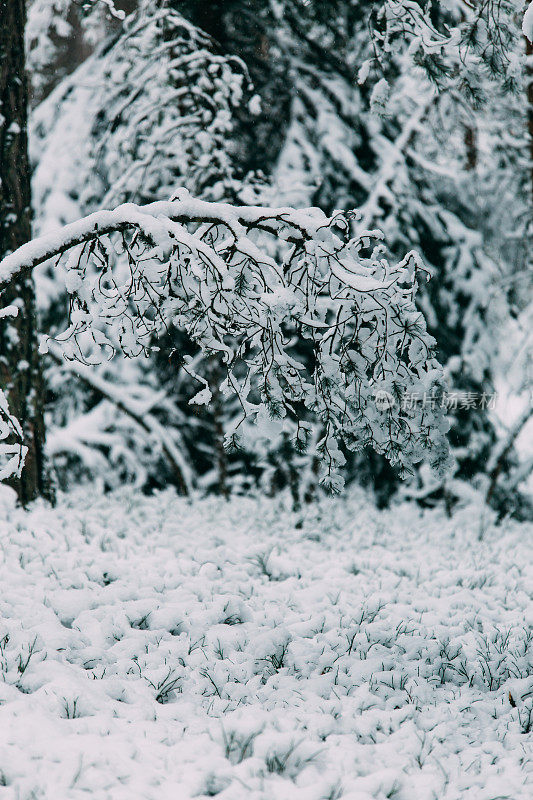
[{"xmin": 0, "ymin": 487, "xmax": 531, "ymax": 800}]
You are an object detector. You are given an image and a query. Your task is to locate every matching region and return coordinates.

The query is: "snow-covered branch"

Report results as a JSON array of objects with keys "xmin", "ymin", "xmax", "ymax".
[
  {"xmin": 0, "ymin": 197, "xmax": 323, "ymax": 286},
  {"xmin": 354, "ymin": 96, "xmax": 434, "ymax": 234},
  {"xmin": 485, "ymin": 403, "xmax": 533, "ymax": 504},
  {"xmin": 1, "ymin": 191, "xmax": 451, "ymax": 488},
  {"xmin": 0, "ymin": 390, "xmax": 27, "ymax": 482}
]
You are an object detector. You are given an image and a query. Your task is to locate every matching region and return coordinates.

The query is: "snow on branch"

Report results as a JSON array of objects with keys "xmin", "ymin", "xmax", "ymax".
[
  {"xmin": 0, "ymin": 190, "xmax": 451, "ymax": 489},
  {"xmin": 0, "ymin": 389, "xmax": 27, "ymax": 483},
  {"xmin": 524, "ymin": 2, "xmax": 533, "ymax": 43}
]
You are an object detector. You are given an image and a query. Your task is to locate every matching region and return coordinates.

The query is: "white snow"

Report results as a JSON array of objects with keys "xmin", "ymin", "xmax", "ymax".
[
  {"xmin": 0, "ymin": 198, "xmax": 327, "ymax": 284},
  {"xmin": 523, "ymin": 3, "xmax": 533, "ymax": 43},
  {"xmin": 0, "ymin": 487, "xmax": 531, "ymax": 799},
  {"xmin": 357, "ymin": 60, "xmax": 372, "ymax": 86},
  {"xmin": 370, "ymin": 79, "xmax": 390, "ymax": 114}
]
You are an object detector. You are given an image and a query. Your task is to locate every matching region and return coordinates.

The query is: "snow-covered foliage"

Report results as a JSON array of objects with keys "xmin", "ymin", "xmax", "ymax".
[
  {"xmin": 72, "ymin": 7, "xmax": 248, "ymax": 206},
  {"xmin": 21, "ymin": 0, "xmax": 531, "ymax": 509},
  {"xmin": 26, "ymin": 0, "xmax": 78, "ymax": 93},
  {"xmin": 266, "ymin": 0, "xmax": 529, "ymax": 511},
  {"xmin": 29, "ymin": 1, "xmax": 256, "ymax": 491},
  {"xmin": 31, "ymin": 2, "xmax": 249, "ymax": 232},
  {"xmin": 0, "ymin": 388, "xmax": 27, "ymax": 482},
  {"xmin": 375, "ymin": 0, "xmax": 521, "ymax": 96},
  {"xmin": 26, "ymin": 0, "xmax": 124, "ymax": 101},
  {"xmin": 0, "ymin": 193, "xmax": 451, "ymax": 489},
  {"xmin": 0, "ymin": 485, "xmax": 531, "ymax": 798}
]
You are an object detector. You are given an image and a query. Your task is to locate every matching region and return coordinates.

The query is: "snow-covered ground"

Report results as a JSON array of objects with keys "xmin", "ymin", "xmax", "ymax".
[{"xmin": 0, "ymin": 487, "xmax": 531, "ymax": 800}]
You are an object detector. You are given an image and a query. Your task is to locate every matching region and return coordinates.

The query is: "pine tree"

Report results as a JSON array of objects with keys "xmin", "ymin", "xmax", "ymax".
[
  {"xmin": 21, "ymin": 0, "xmax": 530, "ymax": 510},
  {"xmin": 30, "ymin": 1, "xmax": 254, "ymax": 492},
  {"xmin": 249, "ymin": 0, "xmax": 528, "ymax": 514}
]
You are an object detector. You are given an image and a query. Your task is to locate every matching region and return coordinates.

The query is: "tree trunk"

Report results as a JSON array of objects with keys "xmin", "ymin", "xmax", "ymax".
[
  {"xmin": 526, "ymin": 32, "xmax": 533, "ymax": 206},
  {"xmin": 0, "ymin": 0, "xmax": 50, "ymax": 504},
  {"xmin": 463, "ymin": 124, "xmax": 477, "ymax": 171},
  {"xmin": 207, "ymin": 357, "xmax": 229, "ymax": 499}
]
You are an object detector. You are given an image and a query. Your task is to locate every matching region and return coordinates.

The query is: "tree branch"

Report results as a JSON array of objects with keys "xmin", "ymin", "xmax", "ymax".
[
  {"xmin": 485, "ymin": 403, "xmax": 533, "ymax": 505},
  {"xmin": 0, "ymin": 196, "xmax": 327, "ymax": 287},
  {"xmin": 47, "ymin": 345, "xmax": 193, "ymax": 495}
]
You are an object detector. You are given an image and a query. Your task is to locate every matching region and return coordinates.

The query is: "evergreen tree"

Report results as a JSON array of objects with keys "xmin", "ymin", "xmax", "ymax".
[
  {"xmin": 31, "ymin": 1, "xmax": 254, "ymax": 492},
  {"xmin": 246, "ymin": 0, "xmax": 528, "ymax": 514},
  {"xmin": 21, "ymin": 0, "xmax": 530, "ymax": 511}
]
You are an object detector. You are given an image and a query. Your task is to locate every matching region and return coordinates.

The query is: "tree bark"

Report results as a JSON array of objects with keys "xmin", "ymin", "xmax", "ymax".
[
  {"xmin": 463, "ymin": 124, "xmax": 477, "ymax": 171},
  {"xmin": 526, "ymin": 32, "xmax": 533, "ymax": 206},
  {"xmin": 0, "ymin": 0, "xmax": 50, "ymax": 504}
]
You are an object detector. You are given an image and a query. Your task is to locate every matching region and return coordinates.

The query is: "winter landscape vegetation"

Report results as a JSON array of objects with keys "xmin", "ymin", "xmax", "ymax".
[{"xmin": 0, "ymin": 1, "xmax": 532, "ymax": 798}]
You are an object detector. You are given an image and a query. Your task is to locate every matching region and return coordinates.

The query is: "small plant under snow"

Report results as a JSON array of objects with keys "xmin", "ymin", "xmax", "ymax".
[{"xmin": 0, "ymin": 486, "xmax": 530, "ymax": 798}]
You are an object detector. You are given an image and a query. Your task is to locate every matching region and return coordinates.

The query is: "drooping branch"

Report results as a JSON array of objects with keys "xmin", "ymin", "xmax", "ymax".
[
  {"xmin": 0, "ymin": 196, "xmax": 325, "ymax": 287},
  {"xmin": 485, "ymin": 404, "xmax": 533, "ymax": 505},
  {"xmin": 0, "ymin": 192, "xmax": 452, "ymax": 489}
]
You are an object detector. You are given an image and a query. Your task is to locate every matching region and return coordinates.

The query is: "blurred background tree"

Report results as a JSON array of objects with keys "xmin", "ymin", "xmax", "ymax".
[{"xmin": 23, "ymin": 0, "xmax": 532, "ymax": 517}]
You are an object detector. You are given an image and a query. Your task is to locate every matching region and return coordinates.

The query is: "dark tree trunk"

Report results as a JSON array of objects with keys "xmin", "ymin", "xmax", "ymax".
[
  {"xmin": 0, "ymin": 0, "xmax": 50, "ymax": 504},
  {"xmin": 207, "ymin": 357, "xmax": 229, "ymax": 499},
  {"xmin": 527, "ymin": 34, "xmax": 533, "ymax": 206},
  {"xmin": 463, "ymin": 124, "xmax": 477, "ymax": 172}
]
